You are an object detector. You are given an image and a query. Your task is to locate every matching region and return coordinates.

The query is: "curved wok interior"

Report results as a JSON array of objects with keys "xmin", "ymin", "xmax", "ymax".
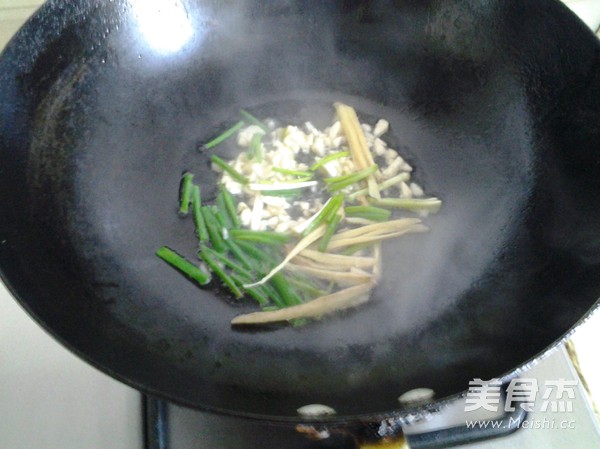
[{"xmin": 1, "ymin": 0, "xmax": 599, "ymax": 419}]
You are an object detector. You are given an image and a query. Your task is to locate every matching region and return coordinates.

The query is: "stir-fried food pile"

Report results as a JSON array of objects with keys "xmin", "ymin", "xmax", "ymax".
[{"xmin": 157, "ymin": 103, "xmax": 441, "ymax": 326}]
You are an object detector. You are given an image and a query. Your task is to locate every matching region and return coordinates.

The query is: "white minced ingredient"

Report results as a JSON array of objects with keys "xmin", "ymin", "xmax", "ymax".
[
  {"xmin": 331, "ymin": 136, "xmax": 345, "ymax": 148},
  {"xmin": 264, "ymin": 118, "xmax": 277, "ymax": 129},
  {"xmin": 213, "ymin": 113, "xmax": 423, "ymax": 231},
  {"xmin": 240, "ymin": 208, "xmax": 252, "ymax": 227},
  {"xmin": 225, "ymin": 180, "xmax": 243, "ymax": 195},
  {"xmin": 385, "ymin": 148, "xmax": 399, "ymax": 162},
  {"xmin": 373, "ymin": 138, "xmax": 387, "ymax": 156},
  {"xmin": 311, "ymin": 136, "xmax": 326, "ymax": 156},
  {"xmin": 410, "ymin": 182, "xmax": 424, "ymax": 197},
  {"xmin": 304, "ymin": 121, "xmax": 319, "ymax": 134},
  {"xmin": 373, "ymin": 119, "xmax": 389, "ymax": 137},
  {"xmin": 328, "ymin": 120, "xmax": 341, "ymax": 139},
  {"xmin": 400, "ymin": 181, "xmax": 413, "ymax": 198},
  {"xmin": 237, "ymin": 125, "xmax": 266, "ymax": 147},
  {"xmin": 381, "ymin": 157, "xmax": 404, "ymax": 178},
  {"xmin": 282, "ymin": 126, "xmax": 309, "ymax": 153},
  {"xmin": 250, "ymin": 194, "xmax": 264, "ymax": 231},
  {"xmin": 262, "ymin": 195, "xmax": 291, "ymax": 210},
  {"xmin": 266, "ymin": 205, "xmax": 284, "ymax": 217},
  {"xmin": 275, "ymin": 222, "xmax": 289, "ymax": 233},
  {"xmin": 321, "ymin": 159, "xmax": 343, "ymax": 177}
]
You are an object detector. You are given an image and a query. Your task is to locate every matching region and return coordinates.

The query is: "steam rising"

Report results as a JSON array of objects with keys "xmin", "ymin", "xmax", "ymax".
[
  {"xmin": 122, "ymin": 0, "xmax": 536, "ymax": 349},
  {"xmin": 186, "ymin": 2, "xmax": 536, "ymax": 338}
]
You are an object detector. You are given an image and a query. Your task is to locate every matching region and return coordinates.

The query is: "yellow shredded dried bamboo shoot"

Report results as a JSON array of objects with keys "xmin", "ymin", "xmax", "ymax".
[{"xmin": 231, "ymin": 282, "xmax": 375, "ymax": 325}]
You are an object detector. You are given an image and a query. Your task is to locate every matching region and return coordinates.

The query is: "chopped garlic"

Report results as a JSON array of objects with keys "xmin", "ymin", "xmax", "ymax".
[
  {"xmin": 237, "ymin": 125, "xmax": 265, "ymax": 147},
  {"xmin": 275, "ymin": 222, "xmax": 289, "ymax": 233},
  {"xmin": 400, "ymin": 181, "xmax": 413, "ymax": 198},
  {"xmin": 373, "ymin": 138, "xmax": 387, "ymax": 156},
  {"xmin": 202, "ymin": 104, "xmax": 442, "ymax": 328},
  {"xmin": 225, "ymin": 181, "xmax": 243, "ymax": 195},
  {"xmin": 385, "ymin": 149, "xmax": 398, "ymax": 161},
  {"xmin": 240, "ymin": 208, "xmax": 252, "ymax": 227},
  {"xmin": 382, "ymin": 157, "xmax": 404, "ymax": 178},
  {"xmin": 262, "ymin": 196, "xmax": 290, "ymax": 208},
  {"xmin": 332, "ymin": 136, "xmax": 345, "ymax": 148},
  {"xmin": 305, "ymin": 121, "xmax": 319, "ymax": 134},
  {"xmin": 311, "ymin": 136, "xmax": 326, "ymax": 156},
  {"xmin": 250, "ymin": 194, "xmax": 264, "ymax": 231},
  {"xmin": 410, "ymin": 182, "xmax": 424, "ymax": 197},
  {"xmin": 328, "ymin": 121, "xmax": 341, "ymax": 139},
  {"xmin": 373, "ymin": 119, "xmax": 389, "ymax": 137}
]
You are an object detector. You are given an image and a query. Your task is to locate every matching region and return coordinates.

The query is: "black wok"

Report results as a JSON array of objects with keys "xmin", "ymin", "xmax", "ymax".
[{"xmin": 1, "ymin": 0, "xmax": 599, "ymax": 424}]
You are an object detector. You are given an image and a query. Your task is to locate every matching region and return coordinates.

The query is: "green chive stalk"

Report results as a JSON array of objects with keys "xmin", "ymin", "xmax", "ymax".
[
  {"xmin": 210, "ymin": 155, "xmax": 249, "ymax": 184},
  {"xmin": 191, "ymin": 185, "xmax": 209, "ymax": 242},
  {"xmin": 215, "ymin": 192, "xmax": 233, "ymax": 229},
  {"xmin": 229, "ymin": 229, "xmax": 291, "ymax": 245},
  {"xmin": 230, "ymin": 274, "xmax": 270, "ymax": 306},
  {"xmin": 302, "ymin": 194, "xmax": 344, "ymax": 236},
  {"xmin": 200, "ymin": 245, "xmax": 253, "ymax": 279},
  {"xmin": 223, "ymin": 240, "xmax": 254, "ymax": 270},
  {"xmin": 260, "ymin": 282, "xmax": 287, "ymax": 309},
  {"xmin": 203, "ymin": 121, "xmax": 245, "ymax": 149},
  {"xmin": 201, "ymin": 206, "xmax": 226, "ymax": 253},
  {"xmin": 325, "ymin": 165, "xmax": 378, "ymax": 192},
  {"xmin": 249, "ymin": 133, "xmax": 264, "ymax": 162},
  {"xmin": 310, "ymin": 151, "xmax": 349, "ymax": 171},
  {"xmin": 233, "ymin": 240, "xmax": 279, "ymax": 267},
  {"xmin": 319, "ymin": 213, "xmax": 343, "ymax": 252},
  {"xmin": 220, "ymin": 186, "xmax": 241, "ymax": 229},
  {"xmin": 347, "ymin": 172, "xmax": 410, "ymax": 200},
  {"xmin": 272, "ymin": 167, "xmax": 314, "ymax": 178},
  {"xmin": 156, "ymin": 246, "xmax": 211, "ymax": 285},
  {"xmin": 178, "ymin": 172, "xmax": 194, "ymax": 217},
  {"xmin": 322, "ymin": 194, "xmax": 344, "ymax": 223},
  {"xmin": 199, "ymin": 248, "xmax": 243, "ymax": 299},
  {"xmin": 345, "ymin": 205, "xmax": 391, "ymax": 222},
  {"xmin": 239, "ymin": 109, "xmax": 269, "ymax": 132},
  {"xmin": 262, "ymin": 189, "xmax": 302, "ymax": 198},
  {"xmin": 287, "ymin": 276, "xmax": 327, "ymax": 298},
  {"xmin": 271, "ymin": 272, "xmax": 304, "ymax": 306}
]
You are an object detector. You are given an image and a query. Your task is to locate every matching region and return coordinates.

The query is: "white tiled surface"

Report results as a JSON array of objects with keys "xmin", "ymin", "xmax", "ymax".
[
  {"xmin": 0, "ymin": 0, "xmax": 44, "ymax": 49},
  {"xmin": 0, "ymin": 287, "xmax": 143, "ymax": 449},
  {"xmin": 563, "ymin": 0, "xmax": 600, "ymax": 31},
  {"xmin": 1, "ymin": 6, "xmax": 142, "ymax": 449},
  {"xmin": 0, "ymin": 1, "xmax": 598, "ymax": 448}
]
